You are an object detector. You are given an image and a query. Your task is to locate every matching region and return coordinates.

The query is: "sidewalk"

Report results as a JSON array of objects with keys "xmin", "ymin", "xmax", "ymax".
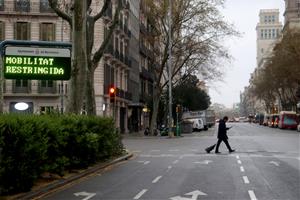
[{"xmin": 7, "ymin": 152, "xmax": 133, "ymax": 200}]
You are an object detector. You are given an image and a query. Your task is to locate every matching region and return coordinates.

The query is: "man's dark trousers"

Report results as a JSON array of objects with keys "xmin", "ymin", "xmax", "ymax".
[{"xmin": 215, "ymin": 138, "xmax": 233, "ymax": 152}]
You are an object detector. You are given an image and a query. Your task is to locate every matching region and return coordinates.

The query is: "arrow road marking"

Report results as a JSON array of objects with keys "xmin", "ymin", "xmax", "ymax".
[
  {"xmin": 74, "ymin": 191, "xmax": 96, "ymax": 200},
  {"xmin": 194, "ymin": 160, "xmax": 212, "ymax": 165},
  {"xmin": 170, "ymin": 190, "xmax": 207, "ymax": 200},
  {"xmin": 269, "ymin": 161, "xmax": 280, "ymax": 166}
]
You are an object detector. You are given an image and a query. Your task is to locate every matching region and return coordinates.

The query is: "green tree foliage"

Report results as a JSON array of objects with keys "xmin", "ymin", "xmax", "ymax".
[
  {"xmin": 173, "ymin": 75, "xmax": 211, "ymax": 111},
  {"xmin": 251, "ymin": 28, "xmax": 300, "ymax": 111}
]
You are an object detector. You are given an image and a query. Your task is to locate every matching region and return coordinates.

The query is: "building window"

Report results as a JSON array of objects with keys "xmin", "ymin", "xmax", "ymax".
[
  {"xmin": 0, "ymin": 0, "xmax": 4, "ymax": 11},
  {"xmin": 41, "ymin": 80, "xmax": 53, "ymax": 88},
  {"xmin": 272, "ymin": 29, "xmax": 275, "ymax": 38},
  {"xmin": 40, "ymin": 0, "xmax": 53, "ymax": 12},
  {"xmin": 40, "ymin": 23, "xmax": 55, "ymax": 41},
  {"xmin": 260, "ymin": 30, "xmax": 264, "ymax": 39},
  {"xmin": 0, "ymin": 21, "xmax": 4, "ymax": 41},
  {"xmin": 264, "ymin": 29, "xmax": 268, "ymax": 38},
  {"xmin": 15, "ymin": 0, "xmax": 30, "ymax": 12},
  {"xmin": 272, "ymin": 15, "xmax": 275, "ymax": 23},
  {"xmin": 268, "ymin": 29, "xmax": 271, "ymax": 39},
  {"xmin": 40, "ymin": 106, "xmax": 54, "ymax": 114},
  {"xmin": 15, "ymin": 22, "xmax": 30, "ymax": 40},
  {"xmin": 15, "ymin": 79, "xmax": 28, "ymax": 87},
  {"xmin": 261, "ymin": 48, "xmax": 264, "ymax": 53}
]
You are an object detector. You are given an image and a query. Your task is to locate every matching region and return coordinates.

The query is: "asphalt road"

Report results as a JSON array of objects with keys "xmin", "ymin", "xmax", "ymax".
[{"xmin": 44, "ymin": 123, "xmax": 300, "ymax": 200}]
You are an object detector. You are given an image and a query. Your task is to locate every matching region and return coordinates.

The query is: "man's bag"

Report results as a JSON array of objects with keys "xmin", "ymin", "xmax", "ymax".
[{"xmin": 205, "ymin": 144, "xmax": 216, "ymax": 153}]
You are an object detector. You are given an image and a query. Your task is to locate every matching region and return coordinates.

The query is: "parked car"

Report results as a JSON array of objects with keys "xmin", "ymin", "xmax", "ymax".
[
  {"xmin": 188, "ymin": 118, "xmax": 204, "ymax": 131},
  {"xmin": 278, "ymin": 111, "xmax": 299, "ymax": 129},
  {"xmin": 268, "ymin": 114, "xmax": 279, "ymax": 128},
  {"xmin": 255, "ymin": 113, "xmax": 264, "ymax": 125}
]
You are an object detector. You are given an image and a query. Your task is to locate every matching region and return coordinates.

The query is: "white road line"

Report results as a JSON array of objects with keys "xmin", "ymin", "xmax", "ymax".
[
  {"xmin": 144, "ymin": 161, "xmax": 150, "ymax": 165},
  {"xmin": 236, "ymin": 155, "xmax": 240, "ymax": 159},
  {"xmin": 152, "ymin": 176, "xmax": 162, "ymax": 183},
  {"xmin": 237, "ymin": 160, "xmax": 242, "ymax": 164},
  {"xmin": 240, "ymin": 166, "xmax": 245, "ymax": 172},
  {"xmin": 173, "ymin": 160, "xmax": 179, "ymax": 164},
  {"xmin": 134, "ymin": 189, "xmax": 148, "ymax": 199},
  {"xmin": 150, "ymin": 150, "xmax": 160, "ymax": 152},
  {"xmin": 248, "ymin": 190, "xmax": 257, "ymax": 200},
  {"xmin": 243, "ymin": 176, "xmax": 250, "ymax": 184},
  {"xmin": 169, "ymin": 149, "xmax": 179, "ymax": 152}
]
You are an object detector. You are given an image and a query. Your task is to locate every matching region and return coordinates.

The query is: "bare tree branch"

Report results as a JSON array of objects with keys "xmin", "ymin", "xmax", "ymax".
[{"xmin": 48, "ymin": 0, "xmax": 72, "ymax": 26}]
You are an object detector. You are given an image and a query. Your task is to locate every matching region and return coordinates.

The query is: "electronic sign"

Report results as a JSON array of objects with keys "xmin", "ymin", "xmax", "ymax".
[{"xmin": 3, "ymin": 46, "xmax": 71, "ymax": 80}]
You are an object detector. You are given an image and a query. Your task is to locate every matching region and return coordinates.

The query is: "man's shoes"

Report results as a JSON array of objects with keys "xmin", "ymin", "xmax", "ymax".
[
  {"xmin": 205, "ymin": 149, "xmax": 210, "ymax": 153},
  {"xmin": 215, "ymin": 151, "xmax": 221, "ymax": 154},
  {"xmin": 229, "ymin": 149, "xmax": 235, "ymax": 153}
]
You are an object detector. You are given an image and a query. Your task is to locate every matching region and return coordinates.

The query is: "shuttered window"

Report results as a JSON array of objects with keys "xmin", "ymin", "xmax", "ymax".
[
  {"xmin": 14, "ymin": 22, "xmax": 31, "ymax": 40},
  {"xmin": 40, "ymin": 23, "xmax": 55, "ymax": 41},
  {"xmin": 0, "ymin": 21, "xmax": 4, "ymax": 41}
]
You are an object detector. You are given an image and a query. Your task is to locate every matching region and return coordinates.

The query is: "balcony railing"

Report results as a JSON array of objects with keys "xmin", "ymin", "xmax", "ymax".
[
  {"xmin": 38, "ymin": 86, "xmax": 57, "ymax": 94},
  {"xmin": 12, "ymin": 83, "xmax": 31, "ymax": 93}
]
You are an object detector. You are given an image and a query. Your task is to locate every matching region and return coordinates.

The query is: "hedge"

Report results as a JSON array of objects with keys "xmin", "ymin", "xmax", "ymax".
[{"xmin": 0, "ymin": 114, "xmax": 124, "ymax": 195}]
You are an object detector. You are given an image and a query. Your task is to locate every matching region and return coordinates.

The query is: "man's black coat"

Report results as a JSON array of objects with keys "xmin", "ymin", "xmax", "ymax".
[{"xmin": 217, "ymin": 119, "xmax": 230, "ymax": 139}]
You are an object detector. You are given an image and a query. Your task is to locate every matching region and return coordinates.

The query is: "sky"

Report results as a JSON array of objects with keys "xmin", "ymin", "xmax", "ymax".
[{"xmin": 208, "ymin": 0, "xmax": 285, "ymax": 108}]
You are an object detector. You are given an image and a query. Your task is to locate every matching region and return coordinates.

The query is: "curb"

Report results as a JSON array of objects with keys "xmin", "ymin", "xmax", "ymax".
[{"xmin": 18, "ymin": 152, "xmax": 133, "ymax": 200}]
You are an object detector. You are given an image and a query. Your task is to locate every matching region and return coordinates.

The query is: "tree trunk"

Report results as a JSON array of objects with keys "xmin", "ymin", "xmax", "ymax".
[
  {"xmin": 67, "ymin": 0, "xmax": 87, "ymax": 114},
  {"xmin": 150, "ymin": 88, "xmax": 161, "ymax": 135},
  {"xmin": 86, "ymin": 62, "xmax": 96, "ymax": 115}
]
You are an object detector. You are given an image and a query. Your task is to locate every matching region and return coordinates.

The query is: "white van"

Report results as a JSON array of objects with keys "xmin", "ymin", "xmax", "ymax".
[{"xmin": 189, "ymin": 118, "xmax": 204, "ymax": 131}]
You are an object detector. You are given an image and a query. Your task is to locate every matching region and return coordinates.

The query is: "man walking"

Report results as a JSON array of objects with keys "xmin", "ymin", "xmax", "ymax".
[{"xmin": 215, "ymin": 116, "xmax": 235, "ymax": 153}]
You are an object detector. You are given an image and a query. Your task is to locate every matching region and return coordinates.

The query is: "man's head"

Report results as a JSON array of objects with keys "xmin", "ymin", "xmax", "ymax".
[{"xmin": 223, "ymin": 116, "xmax": 228, "ymax": 122}]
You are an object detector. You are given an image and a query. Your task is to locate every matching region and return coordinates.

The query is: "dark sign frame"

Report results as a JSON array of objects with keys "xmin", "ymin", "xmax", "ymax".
[{"xmin": 0, "ymin": 40, "xmax": 72, "ymax": 80}]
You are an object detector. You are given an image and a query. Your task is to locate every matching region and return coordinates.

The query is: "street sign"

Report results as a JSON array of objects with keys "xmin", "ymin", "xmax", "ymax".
[{"xmin": 3, "ymin": 46, "xmax": 71, "ymax": 80}]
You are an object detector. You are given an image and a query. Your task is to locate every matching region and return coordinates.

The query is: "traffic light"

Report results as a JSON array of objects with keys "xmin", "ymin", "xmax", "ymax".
[{"xmin": 109, "ymin": 86, "xmax": 116, "ymax": 103}]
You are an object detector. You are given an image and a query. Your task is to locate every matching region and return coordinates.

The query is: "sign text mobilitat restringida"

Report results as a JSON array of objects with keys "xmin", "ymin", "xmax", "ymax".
[{"xmin": 3, "ymin": 46, "xmax": 71, "ymax": 80}]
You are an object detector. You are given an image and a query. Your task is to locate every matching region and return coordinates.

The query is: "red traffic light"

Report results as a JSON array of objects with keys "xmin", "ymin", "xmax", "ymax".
[{"xmin": 109, "ymin": 87, "xmax": 115, "ymax": 94}]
